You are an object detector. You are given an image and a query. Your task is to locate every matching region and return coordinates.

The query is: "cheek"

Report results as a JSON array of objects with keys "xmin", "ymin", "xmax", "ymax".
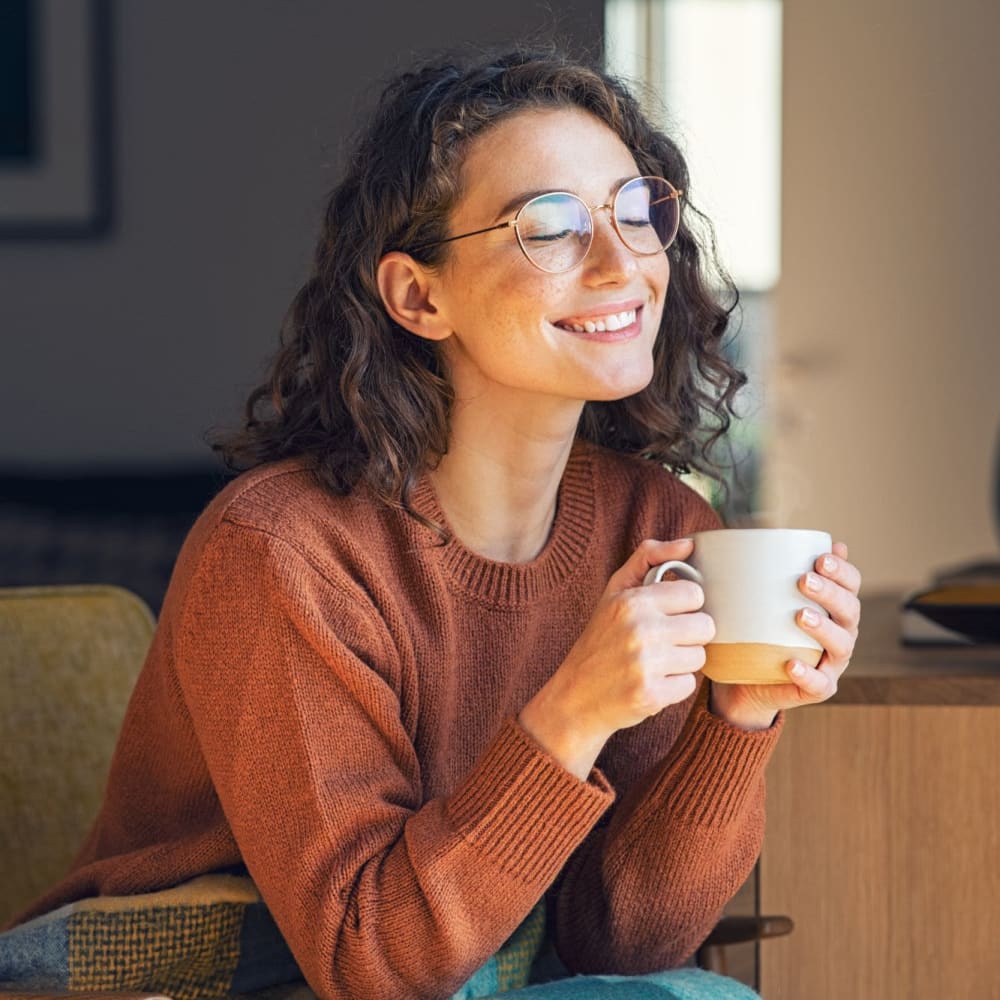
[
  {"xmin": 463, "ymin": 270, "xmax": 565, "ymax": 335},
  {"xmin": 443, "ymin": 250, "xmax": 548, "ymax": 321},
  {"xmin": 645, "ymin": 256, "xmax": 671, "ymax": 324},
  {"xmin": 655, "ymin": 253, "xmax": 671, "ymax": 295}
]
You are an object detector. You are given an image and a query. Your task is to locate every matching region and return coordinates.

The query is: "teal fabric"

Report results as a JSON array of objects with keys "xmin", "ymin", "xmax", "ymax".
[
  {"xmin": 484, "ymin": 968, "xmax": 759, "ymax": 998},
  {"xmin": 451, "ymin": 938, "xmax": 759, "ymax": 999},
  {"xmin": 452, "ymin": 958, "xmax": 500, "ymax": 998}
]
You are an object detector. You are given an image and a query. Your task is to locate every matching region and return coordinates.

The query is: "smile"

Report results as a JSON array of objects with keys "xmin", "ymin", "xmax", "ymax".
[{"xmin": 554, "ymin": 308, "xmax": 638, "ymax": 333}]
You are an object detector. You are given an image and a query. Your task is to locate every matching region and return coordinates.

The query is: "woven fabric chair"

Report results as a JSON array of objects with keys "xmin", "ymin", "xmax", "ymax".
[
  {"xmin": 0, "ymin": 585, "xmax": 156, "ymax": 929},
  {"xmin": 0, "ymin": 584, "xmax": 168, "ymax": 1000}
]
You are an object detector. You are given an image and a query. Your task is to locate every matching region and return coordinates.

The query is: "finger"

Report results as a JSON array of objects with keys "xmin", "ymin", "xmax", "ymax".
[
  {"xmin": 814, "ymin": 548, "xmax": 862, "ymax": 597},
  {"xmin": 641, "ymin": 578, "xmax": 706, "ymax": 615},
  {"xmin": 656, "ymin": 644, "xmax": 707, "ymax": 674},
  {"xmin": 786, "ymin": 658, "xmax": 838, "ymax": 701},
  {"xmin": 650, "ymin": 670, "xmax": 699, "ymax": 705},
  {"xmin": 665, "ymin": 610, "xmax": 716, "ymax": 646},
  {"xmin": 605, "ymin": 583, "xmax": 705, "ymax": 631},
  {"xmin": 800, "ymin": 571, "xmax": 862, "ymax": 631},
  {"xmin": 608, "ymin": 537, "xmax": 695, "ymax": 593},
  {"xmin": 795, "ymin": 607, "xmax": 855, "ymax": 662}
]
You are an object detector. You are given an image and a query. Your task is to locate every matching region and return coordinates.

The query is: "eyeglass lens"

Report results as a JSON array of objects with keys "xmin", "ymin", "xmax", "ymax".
[{"xmin": 515, "ymin": 177, "xmax": 679, "ymax": 273}]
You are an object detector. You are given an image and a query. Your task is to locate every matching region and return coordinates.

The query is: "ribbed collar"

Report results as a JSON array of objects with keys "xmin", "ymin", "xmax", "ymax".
[{"xmin": 411, "ymin": 439, "xmax": 597, "ymax": 607}]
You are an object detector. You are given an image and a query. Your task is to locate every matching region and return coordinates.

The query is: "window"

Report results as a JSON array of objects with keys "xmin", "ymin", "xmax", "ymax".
[{"xmin": 605, "ymin": 0, "xmax": 783, "ymax": 522}]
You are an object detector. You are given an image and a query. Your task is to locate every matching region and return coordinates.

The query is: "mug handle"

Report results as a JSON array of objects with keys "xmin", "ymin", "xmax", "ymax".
[{"xmin": 643, "ymin": 560, "xmax": 705, "ymax": 587}]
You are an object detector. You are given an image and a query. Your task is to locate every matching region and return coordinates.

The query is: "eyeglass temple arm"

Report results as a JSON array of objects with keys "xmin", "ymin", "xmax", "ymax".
[
  {"xmin": 410, "ymin": 220, "xmax": 516, "ymax": 253},
  {"xmin": 649, "ymin": 189, "xmax": 684, "ymax": 207}
]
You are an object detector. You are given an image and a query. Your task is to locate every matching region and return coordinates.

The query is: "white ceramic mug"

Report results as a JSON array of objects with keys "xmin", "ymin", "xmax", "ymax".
[{"xmin": 643, "ymin": 527, "xmax": 833, "ymax": 685}]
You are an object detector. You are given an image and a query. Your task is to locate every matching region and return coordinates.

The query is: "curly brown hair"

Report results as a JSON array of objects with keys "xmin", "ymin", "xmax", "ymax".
[{"xmin": 212, "ymin": 44, "xmax": 745, "ymax": 520}]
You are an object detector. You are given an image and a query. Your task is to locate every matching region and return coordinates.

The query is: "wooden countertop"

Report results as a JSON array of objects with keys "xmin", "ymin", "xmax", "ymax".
[{"xmin": 832, "ymin": 591, "xmax": 1000, "ymax": 705}]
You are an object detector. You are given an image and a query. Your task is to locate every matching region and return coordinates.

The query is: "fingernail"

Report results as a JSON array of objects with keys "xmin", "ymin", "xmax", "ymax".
[
  {"xmin": 790, "ymin": 661, "xmax": 806, "ymax": 678},
  {"xmin": 822, "ymin": 555, "xmax": 837, "ymax": 573},
  {"xmin": 801, "ymin": 607, "xmax": 820, "ymax": 626},
  {"xmin": 806, "ymin": 572, "xmax": 822, "ymax": 593}
]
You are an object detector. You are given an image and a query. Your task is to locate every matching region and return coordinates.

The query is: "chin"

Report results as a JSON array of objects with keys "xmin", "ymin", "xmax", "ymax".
[{"xmin": 595, "ymin": 363, "xmax": 655, "ymax": 401}]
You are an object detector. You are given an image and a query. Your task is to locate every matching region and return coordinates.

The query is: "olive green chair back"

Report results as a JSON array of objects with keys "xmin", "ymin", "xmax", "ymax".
[{"xmin": 0, "ymin": 585, "xmax": 155, "ymax": 928}]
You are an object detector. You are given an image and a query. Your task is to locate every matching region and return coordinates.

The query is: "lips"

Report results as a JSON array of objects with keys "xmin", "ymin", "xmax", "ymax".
[{"xmin": 554, "ymin": 307, "xmax": 638, "ymax": 333}]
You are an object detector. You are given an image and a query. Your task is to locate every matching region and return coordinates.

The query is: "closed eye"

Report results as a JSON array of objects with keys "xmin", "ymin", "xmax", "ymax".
[{"xmin": 523, "ymin": 229, "xmax": 577, "ymax": 243}]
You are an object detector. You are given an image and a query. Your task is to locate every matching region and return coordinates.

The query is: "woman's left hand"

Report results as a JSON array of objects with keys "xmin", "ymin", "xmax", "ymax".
[{"xmin": 708, "ymin": 542, "xmax": 862, "ymax": 731}]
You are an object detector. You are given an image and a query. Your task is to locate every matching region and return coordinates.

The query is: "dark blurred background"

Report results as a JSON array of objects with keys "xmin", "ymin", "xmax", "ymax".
[{"xmin": 0, "ymin": 0, "xmax": 602, "ymax": 612}]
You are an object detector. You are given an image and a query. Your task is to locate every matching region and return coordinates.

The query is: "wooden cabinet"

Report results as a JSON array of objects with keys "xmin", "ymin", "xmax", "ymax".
[{"xmin": 758, "ymin": 593, "xmax": 1000, "ymax": 998}]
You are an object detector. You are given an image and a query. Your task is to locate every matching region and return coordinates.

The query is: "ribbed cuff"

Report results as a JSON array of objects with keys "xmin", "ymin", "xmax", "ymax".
[
  {"xmin": 446, "ymin": 718, "xmax": 614, "ymax": 887},
  {"xmin": 649, "ymin": 694, "xmax": 783, "ymax": 828}
]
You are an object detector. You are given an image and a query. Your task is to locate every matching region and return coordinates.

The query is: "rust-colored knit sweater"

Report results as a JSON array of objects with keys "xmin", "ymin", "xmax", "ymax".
[{"xmin": 18, "ymin": 440, "xmax": 782, "ymax": 999}]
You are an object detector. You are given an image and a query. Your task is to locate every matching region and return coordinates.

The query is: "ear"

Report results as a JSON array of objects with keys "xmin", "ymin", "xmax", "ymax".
[{"xmin": 376, "ymin": 252, "xmax": 452, "ymax": 342}]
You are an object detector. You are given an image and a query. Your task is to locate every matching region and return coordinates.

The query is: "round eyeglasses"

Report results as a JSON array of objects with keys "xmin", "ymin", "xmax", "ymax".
[{"xmin": 408, "ymin": 176, "xmax": 683, "ymax": 274}]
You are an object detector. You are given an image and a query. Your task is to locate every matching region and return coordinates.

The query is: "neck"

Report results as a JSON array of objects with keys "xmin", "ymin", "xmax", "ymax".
[{"xmin": 430, "ymin": 401, "xmax": 582, "ymax": 563}]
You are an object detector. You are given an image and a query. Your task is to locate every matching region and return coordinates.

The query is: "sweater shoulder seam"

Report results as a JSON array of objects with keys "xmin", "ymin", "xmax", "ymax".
[{"xmin": 182, "ymin": 511, "xmax": 397, "ymax": 668}]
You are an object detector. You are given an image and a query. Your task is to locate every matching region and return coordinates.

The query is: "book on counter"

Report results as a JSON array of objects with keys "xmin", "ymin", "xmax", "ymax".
[{"xmin": 900, "ymin": 558, "xmax": 1000, "ymax": 645}]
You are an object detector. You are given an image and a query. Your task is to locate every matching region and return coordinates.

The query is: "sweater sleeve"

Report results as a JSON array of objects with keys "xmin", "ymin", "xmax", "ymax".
[
  {"xmin": 549, "ymin": 682, "xmax": 782, "ymax": 974},
  {"xmin": 544, "ymin": 472, "xmax": 781, "ymax": 974},
  {"xmin": 173, "ymin": 519, "xmax": 612, "ymax": 1000}
]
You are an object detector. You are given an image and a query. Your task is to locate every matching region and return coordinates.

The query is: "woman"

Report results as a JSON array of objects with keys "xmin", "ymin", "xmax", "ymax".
[{"xmin": 10, "ymin": 46, "xmax": 861, "ymax": 999}]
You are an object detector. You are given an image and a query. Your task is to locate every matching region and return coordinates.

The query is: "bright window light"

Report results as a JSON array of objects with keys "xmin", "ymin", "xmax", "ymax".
[{"xmin": 606, "ymin": 0, "xmax": 782, "ymax": 292}]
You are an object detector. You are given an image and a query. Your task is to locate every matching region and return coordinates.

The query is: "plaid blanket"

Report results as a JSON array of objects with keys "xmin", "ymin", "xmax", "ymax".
[{"xmin": 0, "ymin": 875, "xmax": 300, "ymax": 1000}]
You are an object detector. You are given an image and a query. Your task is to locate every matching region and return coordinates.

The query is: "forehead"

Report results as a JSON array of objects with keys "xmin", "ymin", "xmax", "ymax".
[{"xmin": 454, "ymin": 107, "xmax": 642, "ymax": 213}]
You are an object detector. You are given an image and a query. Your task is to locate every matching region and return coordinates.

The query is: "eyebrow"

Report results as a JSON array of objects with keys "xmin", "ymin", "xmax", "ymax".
[
  {"xmin": 491, "ymin": 175, "xmax": 638, "ymax": 222},
  {"xmin": 493, "ymin": 189, "xmax": 551, "ymax": 220}
]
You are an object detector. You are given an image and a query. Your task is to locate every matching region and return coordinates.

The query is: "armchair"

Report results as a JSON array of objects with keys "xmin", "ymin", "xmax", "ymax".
[{"xmin": 0, "ymin": 585, "xmax": 170, "ymax": 1000}]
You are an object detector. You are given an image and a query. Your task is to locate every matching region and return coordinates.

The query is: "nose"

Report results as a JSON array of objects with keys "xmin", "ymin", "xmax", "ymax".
[{"xmin": 582, "ymin": 205, "xmax": 637, "ymax": 284}]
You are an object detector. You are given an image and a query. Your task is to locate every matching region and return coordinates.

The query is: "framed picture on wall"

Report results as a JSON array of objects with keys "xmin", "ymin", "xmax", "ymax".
[{"xmin": 0, "ymin": 0, "xmax": 112, "ymax": 238}]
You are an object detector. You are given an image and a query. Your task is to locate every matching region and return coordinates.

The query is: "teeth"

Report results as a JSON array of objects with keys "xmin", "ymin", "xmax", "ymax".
[{"xmin": 557, "ymin": 309, "xmax": 636, "ymax": 333}]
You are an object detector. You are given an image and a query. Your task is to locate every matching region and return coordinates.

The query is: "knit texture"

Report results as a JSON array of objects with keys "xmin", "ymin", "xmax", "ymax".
[{"xmin": 10, "ymin": 440, "xmax": 782, "ymax": 1000}]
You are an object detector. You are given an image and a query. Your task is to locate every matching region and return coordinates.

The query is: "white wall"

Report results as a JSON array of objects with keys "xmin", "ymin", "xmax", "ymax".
[
  {"xmin": 0, "ymin": 0, "xmax": 602, "ymax": 469},
  {"xmin": 764, "ymin": 0, "xmax": 1000, "ymax": 591}
]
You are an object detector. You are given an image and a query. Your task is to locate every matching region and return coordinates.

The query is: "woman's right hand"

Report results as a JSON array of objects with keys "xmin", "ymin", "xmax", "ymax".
[{"xmin": 517, "ymin": 538, "xmax": 715, "ymax": 780}]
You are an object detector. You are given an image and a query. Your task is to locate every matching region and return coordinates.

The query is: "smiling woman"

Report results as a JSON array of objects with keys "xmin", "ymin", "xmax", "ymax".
[
  {"xmin": 376, "ymin": 107, "xmax": 674, "ymax": 497},
  {"xmin": 0, "ymin": 43, "xmax": 862, "ymax": 1000},
  {"xmin": 217, "ymin": 58, "xmax": 746, "ymax": 537}
]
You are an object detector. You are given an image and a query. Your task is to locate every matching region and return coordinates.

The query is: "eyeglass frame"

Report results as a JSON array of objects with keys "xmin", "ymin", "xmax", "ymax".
[{"xmin": 405, "ymin": 175, "xmax": 684, "ymax": 274}]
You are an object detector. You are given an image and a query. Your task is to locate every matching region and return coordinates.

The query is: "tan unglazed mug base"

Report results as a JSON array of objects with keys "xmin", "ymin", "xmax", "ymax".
[{"xmin": 702, "ymin": 642, "xmax": 823, "ymax": 685}]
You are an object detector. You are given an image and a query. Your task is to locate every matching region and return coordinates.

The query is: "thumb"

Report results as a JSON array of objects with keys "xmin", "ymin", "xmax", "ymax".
[{"xmin": 607, "ymin": 537, "xmax": 696, "ymax": 594}]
